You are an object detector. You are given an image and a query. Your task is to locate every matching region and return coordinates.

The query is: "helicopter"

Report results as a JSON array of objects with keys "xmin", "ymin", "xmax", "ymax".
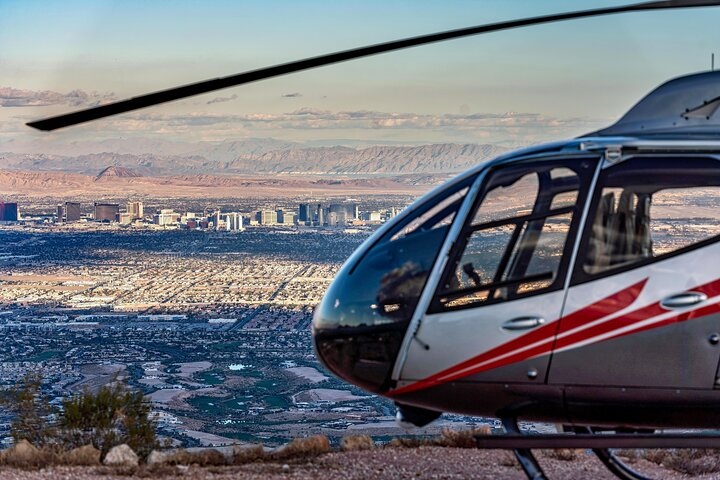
[{"xmin": 26, "ymin": 1, "xmax": 720, "ymax": 478}]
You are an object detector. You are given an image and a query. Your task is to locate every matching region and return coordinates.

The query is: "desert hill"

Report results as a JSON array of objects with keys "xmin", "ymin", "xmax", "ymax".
[{"xmin": 95, "ymin": 166, "xmax": 142, "ymax": 180}]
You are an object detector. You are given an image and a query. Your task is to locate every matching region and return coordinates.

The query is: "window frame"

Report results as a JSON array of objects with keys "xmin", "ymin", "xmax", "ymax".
[
  {"xmin": 570, "ymin": 154, "xmax": 720, "ymax": 286},
  {"xmin": 347, "ymin": 173, "xmax": 477, "ymax": 276},
  {"xmin": 428, "ymin": 155, "xmax": 599, "ymax": 313}
]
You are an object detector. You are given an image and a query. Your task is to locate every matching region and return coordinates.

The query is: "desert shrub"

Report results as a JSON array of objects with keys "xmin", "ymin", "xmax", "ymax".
[
  {"xmin": 341, "ymin": 435, "xmax": 374, "ymax": 451},
  {"xmin": 0, "ymin": 372, "xmax": 57, "ymax": 447},
  {"xmin": 165, "ymin": 449, "xmax": 227, "ymax": 466},
  {"xmin": 387, "ymin": 437, "xmax": 434, "ymax": 448},
  {"xmin": 232, "ymin": 445, "xmax": 266, "ymax": 464},
  {"xmin": 0, "ymin": 439, "xmax": 57, "ymax": 468},
  {"xmin": 60, "ymin": 382, "xmax": 157, "ymax": 459},
  {"xmin": 272, "ymin": 435, "xmax": 331, "ymax": 460},
  {"xmin": 388, "ymin": 427, "xmax": 492, "ymax": 449},
  {"xmin": 60, "ymin": 444, "xmax": 102, "ymax": 466},
  {"xmin": 662, "ymin": 449, "xmax": 720, "ymax": 475},
  {"xmin": 437, "ymin": 426, "xmax": 491, "ymax": 448}
]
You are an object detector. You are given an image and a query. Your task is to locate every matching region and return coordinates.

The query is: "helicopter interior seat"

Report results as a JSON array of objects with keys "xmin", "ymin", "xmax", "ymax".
[
  {"xmin": 587, "ymin": 189, "xmax": 653, "ymax": 272},
  {"xmin": 587, "ymin": 192, "xmax": 615, "ymax": 272}
]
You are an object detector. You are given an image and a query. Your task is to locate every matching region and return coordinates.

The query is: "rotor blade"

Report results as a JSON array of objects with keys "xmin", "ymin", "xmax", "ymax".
[{"xmin": 27, "ymin": 0, "xmax": 720, "ymax": 131}]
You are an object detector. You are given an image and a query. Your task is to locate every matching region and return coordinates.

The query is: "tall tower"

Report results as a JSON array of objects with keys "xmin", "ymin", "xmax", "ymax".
[
  {"xmin": 127, "ymin": 201, "xmax": 144, "ymax": 220},
  {"xmin": 65, "ymin": 202, "xmax": 81, "ymax": 222}
]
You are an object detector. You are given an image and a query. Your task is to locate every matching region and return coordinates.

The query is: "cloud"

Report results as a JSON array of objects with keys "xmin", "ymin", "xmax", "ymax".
[
  {"xmin": 0, "ymin": 86, "xmax": 116, "ymax": 107},
  {"xmin": 100, "ymin": 109, "xmax": 605, "ymax": 146},
  {"xmin": 281, "ymin": 92, "xmax": 302, "ymax": 98},
  {"xmin": 206, "ymin": 94, "xmax": 238, "ymax": 105}
]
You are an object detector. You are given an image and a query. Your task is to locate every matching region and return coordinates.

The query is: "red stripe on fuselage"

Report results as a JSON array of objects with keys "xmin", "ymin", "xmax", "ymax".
[{"xmin": 389, "ymin": 278, "xmax": 647, "ymax": 396}]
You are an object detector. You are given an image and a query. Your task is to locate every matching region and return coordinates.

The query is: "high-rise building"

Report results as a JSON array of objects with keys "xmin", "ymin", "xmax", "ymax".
[
  {"xmin": 316, "ymin": 204, "xmax": 325, "ymax": 226},
  {"xmin": 65, "ymin": 202, "xmax": 81, "ymax": 222},
  {"xmin": 153, "ymin": 209, "xmax": 180, "ymax": 226},
  {"xmin": 225, "ymin": 212, "xmax": 243, "ymax": 231},
  {"xmin": 127, "ymin": 201, "xmax": 144, "ymax": 220},
  {"xmin": 260, "ymin": 210, "xmax": 277, "ymax": 225},
  {"xmin": 0, "ymin": 202, "xmax": 19, "ymax": 222},
  {"xmin": 328, "ymin": 204, "xmax": 348, "ymax": 226},
  {"xmin": 298, "ymin": 203, "xmax": 311, "ymax": 224},
  {"xmin": 214, "ymin": 209, "xmax": 222, "ymax": 231},
  {"xmin": 280, "ymin": 211, "xmax": 296, "ymax": 225},
  {"xmin": 94, "ymin": 203, "xmax": 120, "ymax": 222},
  {"xmin": 56, "ymin": 204, "xmax": 64, "ymax": 223}
]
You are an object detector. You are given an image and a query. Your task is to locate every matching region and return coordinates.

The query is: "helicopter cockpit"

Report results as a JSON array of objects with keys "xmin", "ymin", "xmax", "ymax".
[{"xmin": 312, "ymin": 173, "xmax": 476, "ymax": 392}]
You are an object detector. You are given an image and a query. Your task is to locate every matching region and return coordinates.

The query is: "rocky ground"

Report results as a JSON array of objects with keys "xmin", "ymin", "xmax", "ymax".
[{"xmin": 1, "ymin": 447, "xmax": 719, "ymax": 480}]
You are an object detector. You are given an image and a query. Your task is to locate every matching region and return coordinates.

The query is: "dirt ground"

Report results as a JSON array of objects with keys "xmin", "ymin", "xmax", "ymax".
[{"xmin": 1, "ymin": 447, "xmax": 718, "ymax": 480}]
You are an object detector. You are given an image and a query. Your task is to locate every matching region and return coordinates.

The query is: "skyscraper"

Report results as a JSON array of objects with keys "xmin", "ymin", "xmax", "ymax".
[
  {"xmin": 94, "ymin": 203, "xmax": 120, "ymax": 222},
  {"xmin": 0, "ymin": 202, "xmax": 19, "ymax": 222},
  {"xmin": 56, "ymin": 204, "xmax": 64, "ymax": 223},
  {"xmin": 329, "ymin": 204, "xmax": 348, "ymax": 226},
  {"xmin": 298, "ymin": 203, "xmax": 311, "ymax": 224},
  {"xmin": 127, "ymin": 201, "xmax": 144, "ymax": 220},
  {"xmin": 65, "ymin": 202, "xmax": 81, "ymax": 222},
  {"xmin": 225, "ymin": 212, "xmax": 243, "ymax": 231},
  {"xmin": 214, "ymin": 209, "xmax": 222, "ymax": 231},
  {"xmin": 260, "ymin": 210, "xmax": 277, "ymax": 225},
  {"xmin": 316, "ymin": 204, "xmax": 325, "ymax": 226}
]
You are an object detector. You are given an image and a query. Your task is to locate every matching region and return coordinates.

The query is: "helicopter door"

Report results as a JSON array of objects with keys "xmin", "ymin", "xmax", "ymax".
[
  {"xmin": 549, "ymin": 156, "xmax": 720, "ymax": 389},
  {"xmin": 395, "ymin": 157, "xmax": 598, "ymax": 389}
]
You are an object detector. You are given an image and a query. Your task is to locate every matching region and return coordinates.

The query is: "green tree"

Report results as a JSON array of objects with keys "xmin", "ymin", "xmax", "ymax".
[
  {"xmin": 0, "ymin": 372, "xmax": 57, "ymax": 446},
  {"xmin": 61, "ymin": 381, "xmax": 157, "ymax": 458}
]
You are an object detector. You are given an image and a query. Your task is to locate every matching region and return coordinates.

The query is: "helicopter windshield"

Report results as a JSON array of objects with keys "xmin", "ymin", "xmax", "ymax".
[
  {"xmin": 431, "ymin": 159, "xmax": 596, "ymax": 311},
  {"xmin": 314, "ymin": 175, "xmax": 474, "ymax": 330}
]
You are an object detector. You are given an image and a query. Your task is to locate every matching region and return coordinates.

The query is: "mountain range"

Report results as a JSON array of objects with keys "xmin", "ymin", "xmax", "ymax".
[{"xmin": 0, "ymin": 140, "xmax": 507, "ymax": 176}]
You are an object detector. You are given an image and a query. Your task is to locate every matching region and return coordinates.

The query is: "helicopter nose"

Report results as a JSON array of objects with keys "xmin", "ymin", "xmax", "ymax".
[
  {"xmin": 311, "ymin": 232, "xmax": 441, "ymax": 393},
  {"xmin": 313, "ymin": 318, "xmax": 408, "ymax": 393}
]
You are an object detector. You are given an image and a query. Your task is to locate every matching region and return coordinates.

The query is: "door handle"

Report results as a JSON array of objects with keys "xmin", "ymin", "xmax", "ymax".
[
  {"xmin": 502, "ymin": 316, "xmax": 545, "ymax": 331},
  {"xmin": 660, "ymin": 291, "xmax": 707, "ymax": 309}
]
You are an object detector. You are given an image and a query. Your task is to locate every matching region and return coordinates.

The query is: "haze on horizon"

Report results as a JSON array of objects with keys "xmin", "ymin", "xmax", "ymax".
[{"xmin": 2, "ymin": 0, "xmax": 720, "ymax": 153}]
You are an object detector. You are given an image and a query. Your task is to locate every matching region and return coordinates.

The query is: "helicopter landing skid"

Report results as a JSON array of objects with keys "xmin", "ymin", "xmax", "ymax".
[{"xmin": 483, "ymin": 418, "xmax": 720, "ymax": 480}]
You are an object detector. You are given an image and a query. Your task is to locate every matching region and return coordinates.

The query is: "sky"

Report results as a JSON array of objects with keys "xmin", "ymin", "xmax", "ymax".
[{"xmin": 1, "ymin": 0, "xmax": 720, "ymax": 149}]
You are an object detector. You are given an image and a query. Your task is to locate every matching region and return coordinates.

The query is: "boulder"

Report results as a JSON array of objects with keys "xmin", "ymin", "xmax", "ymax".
[{"xmin": 103, "ymin": 444, "xmax": 139, "ymax": 467}]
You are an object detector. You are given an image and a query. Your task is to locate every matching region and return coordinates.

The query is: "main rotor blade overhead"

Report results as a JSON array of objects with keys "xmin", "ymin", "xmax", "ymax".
[{"xmin": 27, "ymin": 0, "xmax": 720, "ymax": 131}]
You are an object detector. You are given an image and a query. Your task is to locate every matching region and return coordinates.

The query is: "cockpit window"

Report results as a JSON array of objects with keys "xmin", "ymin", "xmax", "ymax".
[
  {"xmin": 432, "ymin": 158, "xmax": 596, "ymax": 311},
  {"xmin": 579, "ymin": 156, "xmax": 720, "ymax": 278},
  {"xmin": 391, "ymin": 187, "xmax": 468, "ymax": 241},
  {"xmin": 313, "ymin": 174, "xmax": 475, "ymax": 330}
]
